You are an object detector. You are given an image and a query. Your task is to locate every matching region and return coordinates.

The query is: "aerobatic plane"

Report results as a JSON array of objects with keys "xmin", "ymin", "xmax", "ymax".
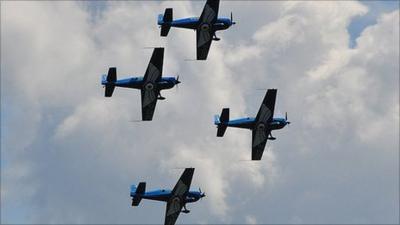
[
  {"xmin": 158, "ymin": 0, "xmax": 235, "ymax": 60},
  {"xmin": 130, "ymin": 168, "xmax": 205, "ymax": 225},
  {"xmin": 101, "ymin": 48, "xmax": 180, "ymax": 121},
  {"xmin": 214, "ymin": 89, "xmax": 290, "ymax": 160}
]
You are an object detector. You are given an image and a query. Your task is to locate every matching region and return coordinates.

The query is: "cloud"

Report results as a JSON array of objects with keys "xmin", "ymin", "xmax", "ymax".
[
  {"xmin": 245, "ymin": 215, "xmax": 258, "ymax": 224},
  {"xmin": 1, "ymin": 1, "xmax": 398, "ymax": 224}
]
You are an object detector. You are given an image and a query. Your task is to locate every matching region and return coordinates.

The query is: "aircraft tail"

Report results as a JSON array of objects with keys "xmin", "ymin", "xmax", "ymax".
[
  {"xmin": 103, "ymin": 67, "xmax": 116, "ymax": 97},
  {"xmin": 159, "ymin": 8, "xmax": 173, "ymax": 37},
  {"xmin": 130, "ymin": 182, "xmax": 146, "ymax": 206},
  {"xmin": 215, "ymin": 108, "xmax": 229, "ymax": 137}
]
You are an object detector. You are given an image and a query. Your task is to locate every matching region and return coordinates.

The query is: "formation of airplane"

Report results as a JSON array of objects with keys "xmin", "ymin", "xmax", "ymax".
[
  {"xmin": 158, "ymin": 0, "xmax": 236, "ymax": 60},
  {"xmin": 214, "ymin": 89, "xmax": 290, "ymax": 160},
  {"xmin": 99, "ymin": 1, "xmax": 291, "ymax": 224},
  {"xmin": 101, "ymin": 48, "xmax": 180, "ymax": 121},
  {"xmin": 130, "ymin": 168, "xmax": 205, "ymax": 225}
]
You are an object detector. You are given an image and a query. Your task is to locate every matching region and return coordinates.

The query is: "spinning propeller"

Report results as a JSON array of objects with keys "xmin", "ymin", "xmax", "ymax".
[
  {"xmin": 199, "ymin": 188, "xmax": 206, "ymax": 199},
  {"xmin": 285, "ymin": 112, "xmax": 291, "ymax": 125},
  {"xmin": 175, "ymin": 75, "xmax": 180, "ymax": 91},
  {"xmin": 231, "ymin": 12, "xmax": 236, "ymax": 25}
]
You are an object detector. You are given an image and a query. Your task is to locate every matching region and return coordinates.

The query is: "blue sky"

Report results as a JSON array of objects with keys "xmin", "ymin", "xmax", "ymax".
[{"xmin": 348, "ymin": 1, "xmax": 399, "ymax": 47}]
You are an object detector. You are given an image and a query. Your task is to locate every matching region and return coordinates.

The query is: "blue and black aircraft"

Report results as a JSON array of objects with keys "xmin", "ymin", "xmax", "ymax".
[
  {"xmin": 214, "ymin": 89, "xmax": 290, "ymax": 160},
  {"xmin": 158, "ymin": 0, "xmax": 235, "ymax": 60},
  {"xmin": 101, "ymin": 48, "xmax": 180, "ymax": 121},
  {"xmin": 130, "ymin": 168, "xmax": 205, "ymax": 225}
]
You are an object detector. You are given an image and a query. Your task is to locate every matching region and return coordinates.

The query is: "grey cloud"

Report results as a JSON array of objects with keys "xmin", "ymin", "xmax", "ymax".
[{"xmin": 1, "ymin": 1, "xmax": 398, "ymax": 224}]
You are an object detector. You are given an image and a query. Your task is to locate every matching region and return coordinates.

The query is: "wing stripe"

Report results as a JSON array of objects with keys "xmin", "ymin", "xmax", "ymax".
[
  {"xmin": 146, "ymin": 63, "xmax": 160, "ymax": 83},
  {"xmin": 253, "ymin": 126, "xmax": 267, "ymax": 147},
  {"xmin": 197, "ymin": 30, "xmax": 211, "ymax": 47},
  {"xmin": 142, "ymin": 89, "xmax": 156, "ymax": 107},
  {"xmin": 258, "ymin": 104, "xmax": 272, "ymax": 123},
  {"xmin": 202, "ymin": 5, "xmax": 216, "ymax": 23}
]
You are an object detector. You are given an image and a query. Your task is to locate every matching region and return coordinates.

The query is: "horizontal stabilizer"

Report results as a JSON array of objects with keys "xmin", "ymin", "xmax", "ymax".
[
  {"xmin": 131, "ymin": 197, "xmax": 142, "ymax": 206},
  {"xmin": 107, "ymin": 67, "xmax": 117, "ymax": 82},
  {"xmin": 136, "ymin": 182, "xmax": 146, "ymax": 194},
  {"xmin": 160, "ymin": 8, "xmax": 172, "ymax": 36},
  {"xmin": 163, "ymin": 8, "xmax": 173, "ymax": 22},
  {"xmin": 161, "ymin": 25, "xmax": 171, "ymax": 37},
  {"xmin": 216, "ymin": 108, "xmax": 229, "ymax": 137},
  {"xmin": 217, "ymin": 125, "xmax": 227, "ymax": 137},
  {"xmin": 220, "ymin": 108, "xmax": 229, "ymax": 123},
  {"xmin": 105, "ymin": 85, "xmax": 115, "ymax": 97},
  {"xmin": 104, "ymin": 67, "xmax": 117, "ymax": 97},
  {"xmin": 131, "ymin": 182, "xmax": 146, "ymax": 207}
]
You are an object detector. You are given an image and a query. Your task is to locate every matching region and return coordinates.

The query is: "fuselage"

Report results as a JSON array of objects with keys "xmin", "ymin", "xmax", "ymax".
[
  {"xmin": 222, "ymin": 117, "xmax": 289, "ymax": 130},
  {"xmin": 130, "ymin": 188, "xmax": 204, "ymax": 204},
  {"xmin": 101, "ymin": 75, "xmax": 179, "ymax": 90},
  {"xmin": 158, "ymin": 16, "xmax": 234, "ymax": 31}
]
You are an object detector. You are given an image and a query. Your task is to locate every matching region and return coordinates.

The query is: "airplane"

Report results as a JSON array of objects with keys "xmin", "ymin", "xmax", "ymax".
[
  {"xmin": 130, "ymin": 168, "xmax": 205, "ymax": 225},
  {"xmin": 158, "ymin": 0, "xmax": 236, "ymax": 60},
  {"xmin": 214, "ymin": 89, "xmax": 290, "ymax": 160},
  {"xmin": 101, "ymin": 48, "xmax": 180, "ymax": 121}
]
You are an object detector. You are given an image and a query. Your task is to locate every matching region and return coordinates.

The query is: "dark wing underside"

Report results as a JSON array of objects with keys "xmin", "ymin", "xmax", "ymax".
[
  {"xmin": 141, "ymin": 89, "xmax": 159, "ymax": 121},
  {"xmin": 196, "ymin": 30, "xmax": 212, "ymax": 60},
  {"xmin": 251, "ymin": 89, "xmax": 277, "ymax": 160},
  {"xmin": 252, "ymin": 128, "xmax": 269, "ymax": 160},
  {"xmin": 143, "ymin": 48, "xmax": 164, "ymax": 83},
  {"xmin": 141, "ymin": 48, "xmax": 164, "ymax": 121},
  {"xmin": 196, "ymin": 0, "xmax": 219, "ymax": 60},
  {"xmin": 164, "ymin": 168, "xmax": 194, "ymax": 225},
  {"xmin": 199, "ymin": 0, "xmax": 219, "ymax": 22}
]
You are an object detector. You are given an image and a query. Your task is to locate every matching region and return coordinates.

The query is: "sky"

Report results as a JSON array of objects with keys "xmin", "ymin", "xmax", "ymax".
[{"xmin": 1, "ymin": 1, "xmax": 399, "ymax": 224}]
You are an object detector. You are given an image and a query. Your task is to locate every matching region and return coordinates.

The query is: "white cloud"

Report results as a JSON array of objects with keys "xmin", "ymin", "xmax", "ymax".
[{"xmin": 1, "ymin": 1, "xmax": 398, "ymax": 224}]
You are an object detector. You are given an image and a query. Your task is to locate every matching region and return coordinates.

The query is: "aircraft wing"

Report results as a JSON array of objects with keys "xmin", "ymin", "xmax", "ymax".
[
  {"xmin": 196, "ymin": 30, "xmax": 213, "ymax": 60},
  {"xmin": 199, "ymin": 0, "xmax": 219, "ymax": 24},
  {"xmin": 252, "ymin": 129, "xmax": 269, "ymax": 160},
  {"xmin": 141, "ymin": 88, "xmax": 159, "ymax": 121},
  {"xmin": 255, "ymin": 89, "xmax": 277, "ymax": 124},
  {"xmin": 141, "ymin": 48, "xmax": 164, "ymax": 121},
  {"xmin": 252, "ymin": 89, "xmax": 277, "ymax": 160},
  {"xmin": 164, "ymin": 168, "xmax": 195, "ymax": 225},
  {"xmin": 196, "ymin": 0, "xmax": 219, "ymax": 60}
]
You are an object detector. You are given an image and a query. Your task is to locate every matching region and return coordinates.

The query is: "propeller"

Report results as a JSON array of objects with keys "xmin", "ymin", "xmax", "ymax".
[
  {"xmin": 285, "ymin": 112, "xmax": 291, "ymax": 125},
  {"xmin": 231, "ymin": 12, "xmax": 236, "ymax": 25},
  {"xmin": 175, "ymin": 75, "xmax": 180, "ymax": 91},
  {"xmin": 199, "ymin": 188, "xmax": 206, "ymax": 198}
]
